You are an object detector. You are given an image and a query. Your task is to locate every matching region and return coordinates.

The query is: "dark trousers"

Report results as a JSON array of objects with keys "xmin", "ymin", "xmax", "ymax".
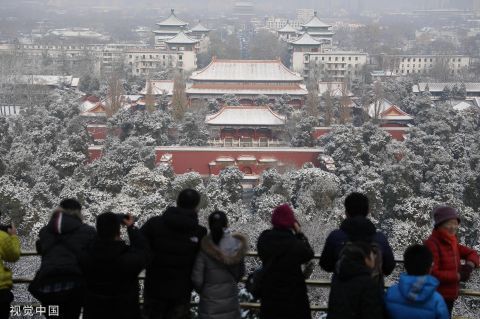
[
  {"xmin": 143, "ymin": 298, "xmax": 190, "ymax": 319},
  {"xmin": 0, "ymin": 289, "xmax": 13, "ymax": 319},
  {"xmin": 445, "ymin": 300, "xmax": 454, "ymax": 318},
  {"xmin": 42, "ymin": 288, "xmax": 83, "ymax": 319},
  {"xmin": 42, "ymin": 301, "xmax": 82, "ymax": 319}
]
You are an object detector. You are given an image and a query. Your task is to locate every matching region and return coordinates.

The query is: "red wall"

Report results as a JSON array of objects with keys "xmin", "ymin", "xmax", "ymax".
[
  {"xmin": 87, "ymin": 125, "xmax": 108, "ymax": 142},
  {"xmin": 313, "ymin": 126, "xmax": 408, "ymax": 141},
  {"xmin": 155, "ymin": 148, "xmax": 322, "ymax": 175},
  {"xmin": 88, "ymin": 147, "xmax": 103, "ymax": 163},
  {"xmin": 313, "ymin": 127, "xmax": 332, "ymax": 139}
]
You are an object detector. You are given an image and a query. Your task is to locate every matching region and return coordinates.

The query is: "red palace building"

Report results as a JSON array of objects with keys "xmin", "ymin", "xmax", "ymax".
[
  {"xmin": 205, "ymin": 105, "xmax": 287, "ymax": 147},
  {"xmin": 186, "ymin": 58, "xmax": 308, "ymax": 107},
  {"xmin": 87, "ymin": 105, "xmax": 325, "ymax": 182},
  {"xmin": 313, "ymin": 99, "xmax": 413, "ymax": 142}
]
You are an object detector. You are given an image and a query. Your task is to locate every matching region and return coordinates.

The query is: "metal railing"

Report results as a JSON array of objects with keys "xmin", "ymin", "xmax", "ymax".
[{"xmin": 13, "ymin": 251, "xmax": 480, "ymax": 312}]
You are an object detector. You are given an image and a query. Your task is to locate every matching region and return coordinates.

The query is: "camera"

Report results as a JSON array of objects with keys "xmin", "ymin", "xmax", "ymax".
[{"xmin": 116, "ymin": 214, "xmax": 136, "ymax": 225}]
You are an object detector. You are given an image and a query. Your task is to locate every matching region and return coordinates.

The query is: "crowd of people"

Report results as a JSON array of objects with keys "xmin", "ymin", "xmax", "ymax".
[{"xmin": 0, "ymin": 189, "xmax": 478, "ymax": 319}]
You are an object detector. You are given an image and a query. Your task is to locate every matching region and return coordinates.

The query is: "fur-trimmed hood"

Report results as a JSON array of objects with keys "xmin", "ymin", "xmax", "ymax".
[{"xmin": 200, "ymin": 232, "xmax": 247, "ymax": 266}]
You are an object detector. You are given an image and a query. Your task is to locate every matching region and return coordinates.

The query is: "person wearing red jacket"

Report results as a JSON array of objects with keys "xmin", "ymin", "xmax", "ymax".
[{"xmin": 424, "ymin": 206, "xmax": 480, "ymax": 318}]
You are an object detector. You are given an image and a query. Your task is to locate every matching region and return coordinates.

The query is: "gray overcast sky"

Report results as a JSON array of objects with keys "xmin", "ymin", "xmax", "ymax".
[{"xmin": 0, "ymin": 0, "xmax": 476, "ymax": 12}]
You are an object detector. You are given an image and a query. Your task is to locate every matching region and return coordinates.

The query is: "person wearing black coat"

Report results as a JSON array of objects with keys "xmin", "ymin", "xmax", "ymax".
[
  {"xmin": 33, "ymin": 199, "xmax": 96, "ymax": 319},
  {"xmin": 327, "ymin": 242, "xmax": 385, "ymax": 319},
  {"xmin": 79, "ymin": 212, "xmax": 149, "ymax": 319},
  {"xmin": 320, "ymin": 193, "xmax": 395, "ymax": 279},
  {"xmin": 256, "ymin": 204, "xmax": 314, "ymax": 319},
  {"xmin": 141, "ymin": 189, "xmax": 208, "ymax": 319}
]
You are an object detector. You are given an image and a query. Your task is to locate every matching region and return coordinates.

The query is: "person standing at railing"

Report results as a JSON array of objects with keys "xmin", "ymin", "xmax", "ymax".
[
  {"xmin": 79, "ymin": 213, "xmax": 149, "ymax": 319},
  {"xmin": 256, "ymin": 204, "xmax": 314, "ymax": 319},
  {"xmin": 191, "ymin": 211, "xmax": 247, "ymax": 319},
  {"xmin": 141, "ymin": 189, "xmax": 207, "ymax": 319},
  {"xmin": 424, "ymin": 206, "xmax": 479, "ymax": 318},
  {"xmin": 326, "ymin": 242, "xmax": 385, "ymax": 319},
  {"xmin": 0, "ymin": 221, "xmax": 20, "ymax": 319},
  {"xmin": 29, "ymin": 199, "xmax": 96, "ymax": 319},
  {"xmin": 385, "ymin": 244, "xmax": 449, "ymax": 319},
  {"xmin": 319, "ymin": 192, "xmax": 395, "ymax": 282}
]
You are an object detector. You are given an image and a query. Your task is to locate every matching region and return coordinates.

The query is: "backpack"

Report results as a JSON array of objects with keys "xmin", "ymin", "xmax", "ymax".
[
  {"xmin": 336, "ymin": 241, "xmax": 384, "ymax": 286},
  {"xmin": 245, "ymin": 266, "xmax": 264, "ymax": 300},
  {"xmin": 29, "ymin": 233, "xmax": 84, "ymax": 303},
  {"xmin": 246, "ymin": 246, "xmax": 291, "ymax": 300}
]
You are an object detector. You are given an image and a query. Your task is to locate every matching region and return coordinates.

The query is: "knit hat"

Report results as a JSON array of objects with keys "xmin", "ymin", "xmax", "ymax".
[
  {"xmin": 433, "ymin": 206, "xmax": 460, "ymax": 227},
  {"xmin": 271, "ymin": 204, "xmax": 296, "ymax": 229}
]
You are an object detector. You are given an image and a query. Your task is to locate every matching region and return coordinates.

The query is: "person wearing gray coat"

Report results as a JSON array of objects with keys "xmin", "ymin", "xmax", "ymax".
[{"xmin": 191, "ymin": 211, "xmax": 247, "ymax": 319}]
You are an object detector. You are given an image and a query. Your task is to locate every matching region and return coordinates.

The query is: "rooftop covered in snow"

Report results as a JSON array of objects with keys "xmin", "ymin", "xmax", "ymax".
[
  {"xmin": 368, "ymin": 99, "xmax": 413, "ymax": 121},
  {"xmin": 413, "ymin": 83, "xmax": 480, "ymax": 94},
  {"xmin": 156, "ymin": 9, "xmax": 188, "ymax": 27},
  {"xmin": 205, "ymin": 106, "xmax": 286, "ymax": 126},
  {"xmin": 289, "ymin": 32, "xmax": 321, "ymax": 46},
  {"xmin": 190, "ymin": 58, "xmax": 304, "ymax": 82},
  {"xmin": 165, "ymin": 32, "xmax": 199, "ymax": 44}
]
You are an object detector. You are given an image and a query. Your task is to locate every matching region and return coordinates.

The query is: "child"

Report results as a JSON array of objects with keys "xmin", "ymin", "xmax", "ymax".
[
  {"xmin": 327, "ymin": 241, "xmax": 384, "ymax": 319},
  {"xmin": 385, "ymin": 244, "xmax": 449, "ymax": 319}
]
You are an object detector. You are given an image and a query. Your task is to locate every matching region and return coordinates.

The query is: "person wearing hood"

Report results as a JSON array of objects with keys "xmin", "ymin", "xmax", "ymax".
[
  {"xmin": 141, "ymin": 189, "xmax": 207, "ymax": 319},
  {"xmin": 32, "ymin": 199, "xmax": 96, "ymax": 319},
  {"xmin": 319, "ymin": 192, "xmax": 395, "ymax": 280},
  {"xmin": 256, "ymin": 204, "xmax": 314, "ymax": 319},
  {"xmin": 385, "ymin": 244, "xmax": 449, "ymax": 319},
  {"xmin": 191, "ymin": 211, "xmax": 247, "ymax": 319},
  {"xmin": 327, "ymin": 241, "xmax": 384, "ymax": 319},
  {"xmin": 424, "ymin": 206, "xmax": 479, "ymax": 317},
  {"xmin": 79, "ymin": 212, "xmax": 149, "ymax": 319}
]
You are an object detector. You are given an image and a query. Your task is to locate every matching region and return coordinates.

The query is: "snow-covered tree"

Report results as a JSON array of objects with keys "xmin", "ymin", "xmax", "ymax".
[{"xmin": 179, "ymin": 112, "xmax": 209, "ymax": 146}]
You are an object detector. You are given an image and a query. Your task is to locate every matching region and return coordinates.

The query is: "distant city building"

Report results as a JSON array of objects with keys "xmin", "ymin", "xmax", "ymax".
[
  {"xmin": 370, "ymin": 70, "xmax": 401, "ymax": 82},
  {"xmin": 375, "ymin": 54, "xmax": 470, "ymax": 76},
  {"xmin": 47, "ymin": 28, "xmax": 109, "ymax": 41},
  {"xmin": 266, "ymin": 17, "xmax": 302, "ymax": 31},
  {"xmin": 187, "ymin": 22, "xmax": 211, "ymax": 40},
  {"xmin": 277, "ymin": 23, "xmax": 300, "ymax": 41},
  {"xmin": 233, "ymin": 1, "xmax": 255, "ymax": 19},
  {"xmin": 2, "ymin": 75, "xmax": 79, "ymax": 88},
  {"xmin": 0, "ymin": 39, "xmax": 199, "ymax": 77},
  {"xmin": 186, "ymin": 58, "xmax": 308, "ymax": 106},
  {"xmin": 289, "ymin": 34, "xmax": 367, "ymax": 81},
  {"xmin": 300, "ymin": 12, "xmax": 334, "ymax": 45},
  {"xmin": 153, "ymin": 9, "xmax": 189, "ymax": 49},
  {"xmin": 412, "ymin": 82, "xmax": 480, "ymax": 99}
]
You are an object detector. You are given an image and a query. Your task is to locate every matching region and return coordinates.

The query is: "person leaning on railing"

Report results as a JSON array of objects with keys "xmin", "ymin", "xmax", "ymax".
[
  {"xmin": 256, "ymin": 204, "xmax": 314, "ymax": 319},
  {"xmin": 424, "ymin": 206, "xmax": 480, "ymax": 318},
  {"xmin": 191, "ymin": 211, "xmax": 247, "ymax": 319},
  {"xmin": 0, "ymin": 221, "xmax": 20, "ymax": 319},
  {"xmin": 319, "ymin": 192, "xmax": 396, "ymax": 283},
  {"xmin": 79, "ymin": 212, "xmax": 149, "ymax": 319},
  {"xmin": 30, "ymin": 199, "xmax": 96, "ymax": 319},
  {"xmin": 141, "ymin": 189, "xmax": 207, "ymax": 319}
]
